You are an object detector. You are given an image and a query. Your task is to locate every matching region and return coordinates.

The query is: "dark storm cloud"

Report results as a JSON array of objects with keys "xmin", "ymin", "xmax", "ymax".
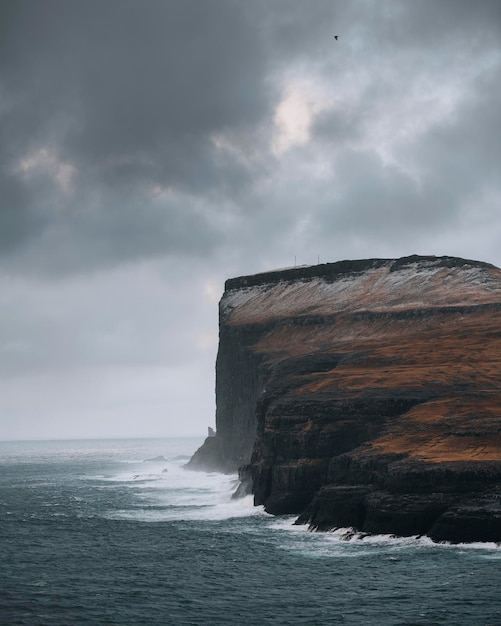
[
  {"xmin": 410, "ymin": 72, "xmax": 501, "ymax": 188},
  {"xmin": 61, "ymin": 1, "xmax": 267, "ymax": 179},
  {"xmin": 383, "ymin": 0, "xmax": 501, "ymax": 47},
  {"xmin": 1, "ymin": 0, "xmax": 501, "ymax": 440},
  {"xmin": 1, "ymin": 0, "xmax": 268, "ymax": 146},
  {"xmin": 1, "ymin": 0, "xmax": 500, "ymax": 274},
  {"xmin": 307, "ymin": 63, "xmax": 501, "ymax": 244},
  {"xmin": 5, "ymin": 186, "xmax": 225, "ymax": 276},
  {"xmin": 0, "ymin": 0, "xmax": 271, "ymax": 270},
  {"xmin": 281, "ymin": 0, "xmax": 501, "ymax": 254},
  {"xmin": 0, "ymin": 172, "xmax": 45, "ymax": 252},
  {"xmin": 258, "ymin": 0, "xmax": 501, "ymax": 244},
  {"xmin": 321, "ymin": 151, "xmax": 455, "ymax": 234}
]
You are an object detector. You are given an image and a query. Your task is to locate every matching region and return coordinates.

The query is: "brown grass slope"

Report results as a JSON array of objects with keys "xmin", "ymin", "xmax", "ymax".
[{"xmin": 226, "ymin": 256, "xmax": 501, "ymax": 541}]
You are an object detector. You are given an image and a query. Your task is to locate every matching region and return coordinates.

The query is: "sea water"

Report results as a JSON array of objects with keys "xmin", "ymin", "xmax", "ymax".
[{"xmin": 0, "ymin": 438, "xmax": 500, "ymax": 626}]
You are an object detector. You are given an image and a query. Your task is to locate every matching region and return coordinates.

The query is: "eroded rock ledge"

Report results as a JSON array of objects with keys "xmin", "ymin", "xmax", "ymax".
[{"xmin": 188, "ymin": 255, "xmax": 501, "ymax": 542}]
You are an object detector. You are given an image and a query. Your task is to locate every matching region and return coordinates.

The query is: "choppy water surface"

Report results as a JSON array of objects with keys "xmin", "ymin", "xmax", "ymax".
[{"xmin": 1, "ymin": 438, "xmax": 500, "ymax": 625}]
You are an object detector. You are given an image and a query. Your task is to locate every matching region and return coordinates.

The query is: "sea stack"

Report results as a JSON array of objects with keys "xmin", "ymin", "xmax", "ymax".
[{"xmin": 188, "ymin": 255, "xmax": 501, "ymax": 542}]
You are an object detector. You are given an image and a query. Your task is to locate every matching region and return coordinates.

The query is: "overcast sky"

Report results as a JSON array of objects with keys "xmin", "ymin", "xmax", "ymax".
[{"xmin": 0, "ymin": 0, "xmax": 500, "ymax": 440}]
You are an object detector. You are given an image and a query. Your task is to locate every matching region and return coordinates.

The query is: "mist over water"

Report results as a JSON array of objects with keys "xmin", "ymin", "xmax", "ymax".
[{"xmin": 1, "ymin": 438, "xmax": 500, "ymax": 625}]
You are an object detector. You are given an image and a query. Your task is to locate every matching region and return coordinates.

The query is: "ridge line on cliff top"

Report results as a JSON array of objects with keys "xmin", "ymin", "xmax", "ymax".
[{"xmin": 225, "ymin": 255, "xmax": 499, "ymax": 291}]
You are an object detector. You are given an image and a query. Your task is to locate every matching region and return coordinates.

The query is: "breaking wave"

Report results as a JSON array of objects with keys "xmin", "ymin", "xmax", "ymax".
[
  {"xmin": 267, "ymin": 517, "xmax": 501, "ymax": 559},
  {"xmin": 93, "ymin": 454, "xmax": 267, "ymax": 522},
  {"xmin": 2, "ymin": 437, "xmax": 501, "ymax": 626}
]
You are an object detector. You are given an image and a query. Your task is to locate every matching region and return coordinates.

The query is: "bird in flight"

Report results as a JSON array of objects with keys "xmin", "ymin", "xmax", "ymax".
[{"xmin": 334, "ymin": 35, "xmax": 339, "ymax": 40}]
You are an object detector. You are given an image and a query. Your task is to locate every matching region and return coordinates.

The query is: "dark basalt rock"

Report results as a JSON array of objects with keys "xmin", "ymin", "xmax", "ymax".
[
  {"xmin": 185, "ymin": 434, "xmax": 223, "ymax": 471},
  {"xmin": 188, "ymin": 255, "xmax": 501, "ymax": 542},
  {"xmin": 298, "ymin": 458, "xmax": 501, "ymax": 541},
  {"xmin": 428, "ymin": 498, "xmax": 501, "ymax": 543}
]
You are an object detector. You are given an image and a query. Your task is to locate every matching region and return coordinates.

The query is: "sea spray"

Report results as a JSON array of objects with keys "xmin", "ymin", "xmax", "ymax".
[{"xmin": 1, "ymin": 438, "xmax": 500, "ymax": 625}]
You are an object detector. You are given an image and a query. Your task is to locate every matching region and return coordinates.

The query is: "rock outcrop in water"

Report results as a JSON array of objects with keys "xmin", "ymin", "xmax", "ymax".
[{"xmin": 188, "ymin": 255, "xmax": 501, "ymax": 542}]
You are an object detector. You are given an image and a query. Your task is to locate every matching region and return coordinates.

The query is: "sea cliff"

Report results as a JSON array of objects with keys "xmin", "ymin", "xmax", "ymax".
[{"xmin": 188, "ymin": 255, "xmax": 501, "ymax": 542}]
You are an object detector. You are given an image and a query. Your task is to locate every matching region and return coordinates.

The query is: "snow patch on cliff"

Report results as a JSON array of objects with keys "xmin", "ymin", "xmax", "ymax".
[{"xmin": 222, "ymin": 261, "xmax": 501, "ymax": 325}]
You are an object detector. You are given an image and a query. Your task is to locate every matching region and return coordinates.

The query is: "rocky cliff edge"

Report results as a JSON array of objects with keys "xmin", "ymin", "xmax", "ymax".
[{"xmin": 187, "ymin": 255, "xmax": 501, "ymax": 542}]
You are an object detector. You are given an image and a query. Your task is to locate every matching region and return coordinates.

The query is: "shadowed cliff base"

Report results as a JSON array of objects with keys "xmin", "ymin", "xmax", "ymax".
[{"xmin": 188, "ymin": 255, "xmax": 501, "ymax": 542}]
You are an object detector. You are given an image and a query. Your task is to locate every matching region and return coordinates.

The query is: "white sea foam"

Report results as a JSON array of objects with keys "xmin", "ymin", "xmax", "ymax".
[
  {"xmin": 75, "ymin": 439, "xmax": 501, "ymax": 550},
  {"xmin": 100, "ymin": 456, "xmax": 269, "ymax": 522},
  {"xmin": 110, "ymin": 494, "xmax": 268, "ymax": 523},
  {"xmin": 266, "ymin": 519, "xmax": 501, "ymax": 558}
]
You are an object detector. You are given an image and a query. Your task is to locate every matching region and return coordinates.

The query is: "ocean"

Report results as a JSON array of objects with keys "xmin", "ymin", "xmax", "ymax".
[{"xmin": 0, "ymin": 438, "xmax": 500, "ymax": 626}]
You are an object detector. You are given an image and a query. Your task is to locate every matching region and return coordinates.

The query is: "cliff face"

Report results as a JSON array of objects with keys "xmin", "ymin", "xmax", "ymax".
[
  {"xmin": 188, "ymin": 321, "xmax": 266, "ymax": 472},
  {"xmin": 188, "ymin": 255, "xmax": 501, "ymax": 542}
]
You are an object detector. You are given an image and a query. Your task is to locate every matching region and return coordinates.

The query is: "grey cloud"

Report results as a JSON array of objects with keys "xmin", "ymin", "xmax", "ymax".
[
  {"xmin": 2, "ymin": 190, "xmax": 225, "ymax": 277},
  {"xmin": 0, "ymin": 0, "xmax": 272, "ymax": 271},
  {"xmin": 1, "ymin": 0, "xmax": 501, "ymax": 440},
  {"xmin": 301, "ymin": 5, "xmax": 501, "ymax": 252},
  {"xmin": 409, "ymin": 71, "xmax": 501, "ymax": 188},
  {"xmin": 1, "ymin": 0, "xmax": 500, "ymax": 314},
  {"xmin": 73, "ymin": 192, "xmax": 223, "ymax": 265},
  {"xmin": 1, "ymin": 0, "xmax": 269, "ymax": 176},
  {"xmin": 0, "ymin": 175, "xmax": 45, "ymax": 253},
  {"xmin": 3, "ymin": 0, "xmax": 498, "ymax": 277},
  {"xmin": 330, "ymin": 150, "xmax": 454, "ymax": 234},
  {"xmin": 0, "ymin": 261, "xmax": 217, "ymax": 378},
  {"xmin": 311, "ymin": 81, "xmax": 501, "ymax": 242},
  {"xmin": 384, "ymin": 0, "xmax": 501, "ymax": 47}
]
